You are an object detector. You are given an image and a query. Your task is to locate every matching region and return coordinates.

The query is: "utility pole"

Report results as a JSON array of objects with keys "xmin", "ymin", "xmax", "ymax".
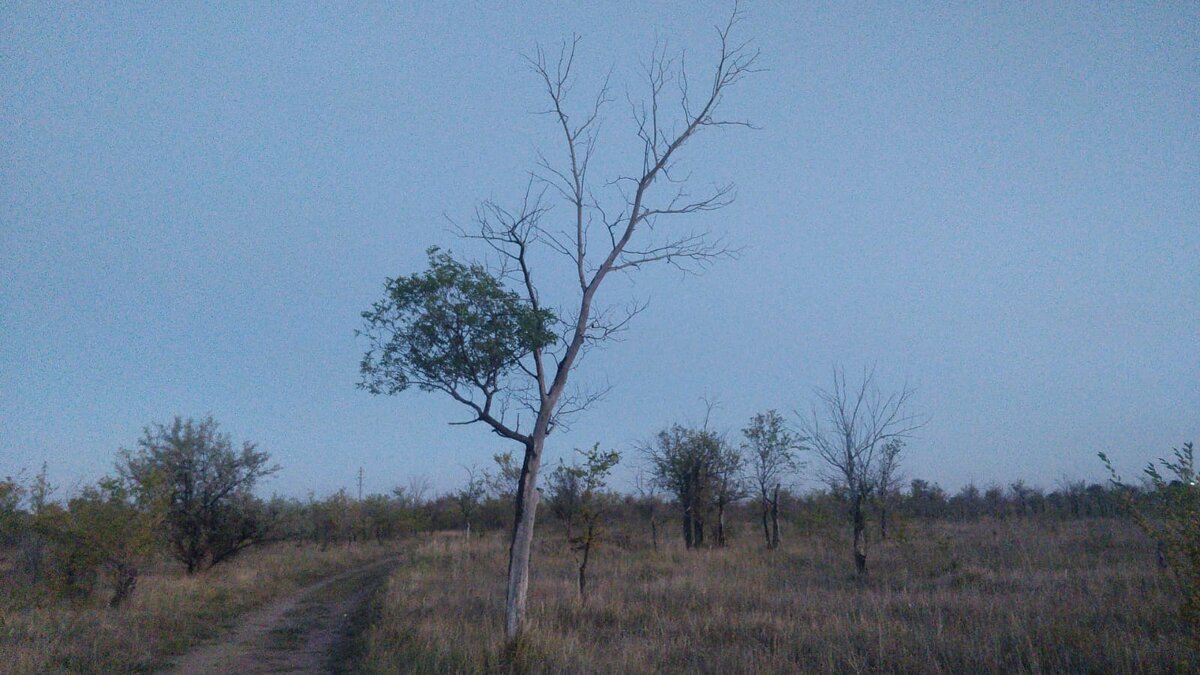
[{"xmin": 357, "ymin": 466, "xmax": 364, "ymax": 502}]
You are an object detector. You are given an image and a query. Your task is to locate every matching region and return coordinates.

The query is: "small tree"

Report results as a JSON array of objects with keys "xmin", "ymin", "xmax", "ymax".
[
  {"xmin": 1101, "ymin": 442, "xmax": 1199, "ymax": 643},
  {"xmin": 710, "ymin": 438, "xmax": 746, "ymax": 548},
  {"xmin": 873, "ymin": 438, "xmax": 904, "ymax": 540},
  {"xmin": 633, "ymin": 470, "xmax": 662, "ymax": 551},
  {"xmin": 800, "ymin": 366, "xmax": 923, "ymax": 575},
  {"xmin": 742, "ymin": 410, "xmax": 800, "ymax": 549},
  {"xmin": 545, "ymin": 444, "xmax": 620, "ymax": 602},
  {"xmin": 645, "ymin": 424, "xmax": 737, "ymax": 549},
  {"xmin": 455, "ymin": 465, "xmax": 488, "ymax": 536},
  {"xmin": 119, "ymin": 416, "xmax": 277, "ymax": 573}
]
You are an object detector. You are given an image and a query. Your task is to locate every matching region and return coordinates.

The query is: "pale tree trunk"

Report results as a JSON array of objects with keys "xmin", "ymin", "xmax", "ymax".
[{"xmin": 505, "ymin": 438, "xmax": 543, "ymax": 641}]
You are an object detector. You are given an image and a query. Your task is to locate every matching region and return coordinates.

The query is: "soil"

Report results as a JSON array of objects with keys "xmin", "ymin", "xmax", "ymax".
[{"xmin": 163, "ymin": 556, "xmax": 400, "ymax": 674}]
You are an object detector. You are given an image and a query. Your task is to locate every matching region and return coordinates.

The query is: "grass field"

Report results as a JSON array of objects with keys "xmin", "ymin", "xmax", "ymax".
[
  {"xmin": 357, "ymin": 517, "xmax": 1194, "ymax": 673},
  {"xmin": 0, "ymin": 542, "xmax": 402, "ymax": 674}
]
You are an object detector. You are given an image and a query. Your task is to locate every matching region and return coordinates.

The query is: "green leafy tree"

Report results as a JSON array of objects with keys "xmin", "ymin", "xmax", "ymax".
[
  {"xmin": 742, "ymin": 410, "xmax": 800, "ymax": 549},
  {"xmin": 645, "ymin": 424, "xmax": 736, "ymax": 549},
  {"xmin": 545, "ymin": 445, "xmax": 620, "ymax": 603},
  {"xmin": 119, "ymin": 416, "xmax": 277, "ymax": 573}
]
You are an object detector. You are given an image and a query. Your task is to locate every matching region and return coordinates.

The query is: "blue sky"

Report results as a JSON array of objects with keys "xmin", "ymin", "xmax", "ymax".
[{"xmin": 2, "ymin": 2, "xmax": 1196, "ymax": 498}]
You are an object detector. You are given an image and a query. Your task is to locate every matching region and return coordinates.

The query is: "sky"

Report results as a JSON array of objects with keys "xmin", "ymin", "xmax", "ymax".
[{"xmin": 2, "ymin": 2, "xmax": 1196, "ymax": 499}]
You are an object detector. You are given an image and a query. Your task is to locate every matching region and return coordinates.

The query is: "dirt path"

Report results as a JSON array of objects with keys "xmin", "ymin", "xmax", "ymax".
[{"xmin": 164, "ymin": 556, "xmax": 400, "ymax": 674}]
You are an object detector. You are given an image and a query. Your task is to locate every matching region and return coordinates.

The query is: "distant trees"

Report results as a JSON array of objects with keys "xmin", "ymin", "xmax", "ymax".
[
  {"xmin": 644, "ymin": 424, "xmax": 744, "ymax": 549},
  {"xmin": 545, "ymin": 445, "xmax": 620, "ymax": 602},
  {"xmin": 118, "ymin": 416, "xmax": 277, "ymax": 574},
  {"xmin": 799, "ymin": 367, "xmax": 924, "ymax": 575},
  {"xmin": 742, "ymin": 410, "xmax": 800, "ymax": 549}
]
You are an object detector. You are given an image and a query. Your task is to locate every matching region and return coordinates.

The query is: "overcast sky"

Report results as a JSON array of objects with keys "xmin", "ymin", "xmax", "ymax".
[{"xmin": 2, "ymin": 2, "xmax": 1196, "ymax": 499}]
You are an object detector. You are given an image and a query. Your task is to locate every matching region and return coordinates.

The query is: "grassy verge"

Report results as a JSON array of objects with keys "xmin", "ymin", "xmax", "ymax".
[
  {"xmin": 358, "ymin": 520, "xmax": 1194, "ymax": 672},
  {"xmin": 0, "ymin": 541, "xmax": 403, "ymax": 673}
]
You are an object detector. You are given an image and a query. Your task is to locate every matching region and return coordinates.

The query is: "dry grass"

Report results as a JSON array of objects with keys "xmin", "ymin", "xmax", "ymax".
[
  {"xmin": 0, "ymin": 541, "xmax": 403, "ymax": 674},
  {"xmin": 359, "ymin": 519, "xmax": 1195, "ymax": 673}
]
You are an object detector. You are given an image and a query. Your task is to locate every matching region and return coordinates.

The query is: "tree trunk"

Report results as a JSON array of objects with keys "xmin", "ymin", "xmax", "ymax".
[
  {"xmin": 504, "ymin": 438, "xmax": 543, "ymax": 642},
  {"xmin": 852, "ymin": 497, "xmax": 867, "ymax": 575},
  {"xmin": 760, "ymin": 494, "xmax": 771, "ymax": 548},
  {"xmin": 770, "ymin": 484, "xmax": 781, "ymax": 550},
  {"xmin": 879, "ymin": 501, "xmax": 889, "ymax": 541},
  {"xmin": 715, "ymin": 500, "xmax": 727, "ymax": 548},
  {"xmin": 682, "ymin": 506, "xmax": 694, "ymax": 549},
  {"xmin": 109, "ymin": 562, "xmax": 138, "ymax": 608},
  {"xmin": 650, "ymin": 515, "xmax": 658, "ymax": 551},
  {"xmin": 577, "ymin": 523, "xmax": 592, "ymax": 603}
]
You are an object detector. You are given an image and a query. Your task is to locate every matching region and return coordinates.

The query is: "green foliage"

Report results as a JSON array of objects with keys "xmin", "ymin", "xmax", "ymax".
[
  {"xmin": 646, "ymin": 425, "xmax": 743, "ymax": 548},
  {"xmin": 118, "ymin": 416, "xmax": 277, "ymax": 573},
  {"xmin": 0, "ymin": 474, "xmax": 26, "ymax": 546},
  {"xmin": 1101, "ymin": 442, "xmax": 1199, "ymax": 641},
  {"xmin": 545, "ymin": 444, "xmax": 620, "ymax": 601},
  {"xmin": 358, "ymin": 247, "xmax": 558, "ymax": 396}
]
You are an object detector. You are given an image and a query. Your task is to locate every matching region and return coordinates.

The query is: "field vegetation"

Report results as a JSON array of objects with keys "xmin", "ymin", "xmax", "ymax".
[
  {"xmin": 3, "ymin": 417, "xmax": 1196, "ymax": 673},
  {"xmin": 358, "ymin": 513, "xmax": 1192, "ymax": 673}
]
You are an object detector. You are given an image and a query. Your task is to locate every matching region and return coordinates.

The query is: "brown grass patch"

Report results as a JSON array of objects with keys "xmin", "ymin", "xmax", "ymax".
[{"xmin": 359, "ymin": 519, "xmax": 1194, "ymax": 673}]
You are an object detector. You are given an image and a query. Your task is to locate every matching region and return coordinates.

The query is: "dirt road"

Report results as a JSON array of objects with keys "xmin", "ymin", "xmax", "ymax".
[{"xmin": 164, "ymin": 556, "xmax": 399, "ymax": 674}]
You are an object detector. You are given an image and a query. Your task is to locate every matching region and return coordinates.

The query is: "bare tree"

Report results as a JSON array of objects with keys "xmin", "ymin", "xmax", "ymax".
[
  {"xmin": 742, "ymin": 410, "xmax": 800, "ymax": 549},
  {"xmin": 358, "ymin": 8, "xmax": 758, "ymax": 641},
  {"xmin": 799, "ymin": 366, "xmax": 924, "ymax": 575}
]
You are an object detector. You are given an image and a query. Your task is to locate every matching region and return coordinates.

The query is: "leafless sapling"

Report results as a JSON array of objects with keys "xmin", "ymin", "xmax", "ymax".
[{"xmin": 799, "ymin": 366, "xmax": 924, "ymax": 576}]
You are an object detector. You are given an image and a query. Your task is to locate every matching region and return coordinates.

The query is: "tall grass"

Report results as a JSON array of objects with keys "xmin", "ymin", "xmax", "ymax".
[
  {"xmin": 0, "ymin": 541, "xmax": 402, "ymax": 674},
  {"xmin": 359, "ymin": 519, "xmax": 1193, "ymax": 672}
]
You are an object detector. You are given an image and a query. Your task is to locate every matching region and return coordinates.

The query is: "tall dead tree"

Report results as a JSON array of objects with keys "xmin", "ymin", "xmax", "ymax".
[
  {"xmin": 799, "ymin": 366, "xmax": 923, "ymax": 575},
  {"xmin": 358, "ymin": 9, "xmax": 758, "ymax": 642}
]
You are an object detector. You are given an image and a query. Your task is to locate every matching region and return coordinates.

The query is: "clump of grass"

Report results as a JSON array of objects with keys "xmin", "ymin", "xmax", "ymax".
[
  {"xmin": 358, "ymin": 518, "xmax": 1194, "ymax": 672},
  {"xmin": 0, "ymin": 541, "xmax": 402, "ymax": 674}
]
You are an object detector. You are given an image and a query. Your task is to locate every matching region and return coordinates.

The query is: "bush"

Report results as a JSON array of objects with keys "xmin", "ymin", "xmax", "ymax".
[
  {"xmin": 1102, "ymin": 442, "xmax": 1199, "ymax": 643},
  {"xmin": 119, "ymin": 416, "xmax": 277, "ymax": 573}
]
